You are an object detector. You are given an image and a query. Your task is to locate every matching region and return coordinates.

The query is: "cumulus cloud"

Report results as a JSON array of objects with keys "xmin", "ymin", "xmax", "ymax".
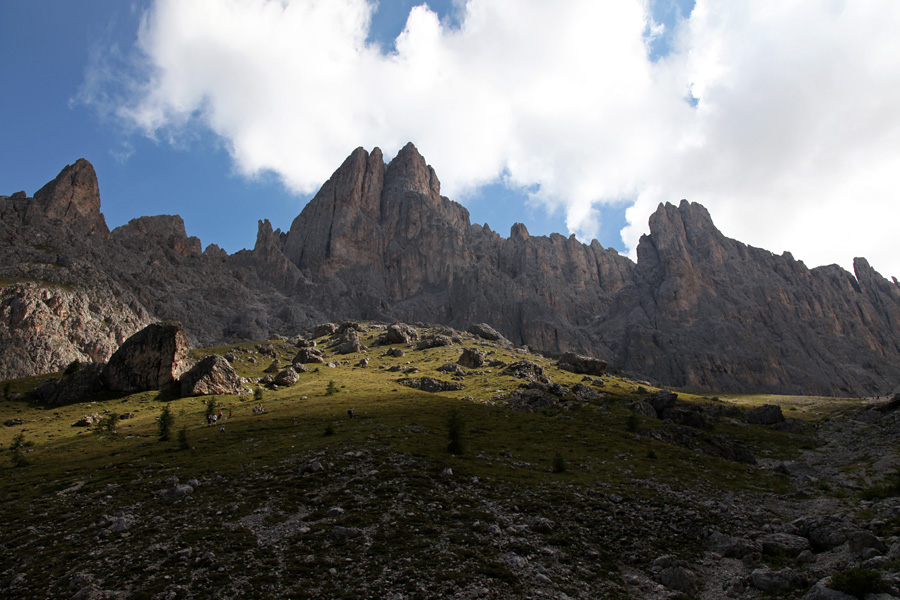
[{"xmin": 94, "ymin": 0, "xmax": 900, "ymax": 277}]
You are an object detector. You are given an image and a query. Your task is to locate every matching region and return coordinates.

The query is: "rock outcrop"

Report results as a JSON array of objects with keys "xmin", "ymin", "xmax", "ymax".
[
  {"xmin": 3, "ymin": 149, "xmax": 900, "ymax": 396},
  {"xmin": 102, "ymin": 322, "xmax": 190, "ymax": 392},
  {"xmin": 180, "ymin": 354, "xmax": 243, "ymax": 397},
  {"xmin": 0, "ymin": 283, "xmax": 149, "ymax": 381}
]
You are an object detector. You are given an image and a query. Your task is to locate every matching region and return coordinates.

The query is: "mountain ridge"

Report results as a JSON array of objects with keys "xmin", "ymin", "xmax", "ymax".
[{"xmin": 2, "ymin": 143, "xmax": 899, "ymax": 396}]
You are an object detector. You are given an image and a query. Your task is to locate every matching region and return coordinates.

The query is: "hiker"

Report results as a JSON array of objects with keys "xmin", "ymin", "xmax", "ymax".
[
  {"xmin": 347, "ymin": 408, "xmax": 354, "ymax": 419},
  {"xmin": 229, "ymin": 409, "xmax": 232, "ymax": 417},
  {"xmin": 220, "ymin": 423, "xmax": 225, "ymax": 433}
]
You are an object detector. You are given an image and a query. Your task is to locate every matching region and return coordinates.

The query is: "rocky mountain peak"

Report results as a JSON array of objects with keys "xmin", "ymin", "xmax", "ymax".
[
  {"xmin": 30, "ymin": 158, "xmax": 109, "ymax": 237},
  {"xmin": 382, "ymin": 142, "xmax": 441, "ymax": 202},
  {"xmin": 112, "ymin": 215, "xmax": 201, "ymax": 257}
]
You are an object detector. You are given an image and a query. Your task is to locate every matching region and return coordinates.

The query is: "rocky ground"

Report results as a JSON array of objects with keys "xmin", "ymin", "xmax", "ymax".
[{"xmin": 2, "ymin": 327, "xmax": 900, "ymax": 599}]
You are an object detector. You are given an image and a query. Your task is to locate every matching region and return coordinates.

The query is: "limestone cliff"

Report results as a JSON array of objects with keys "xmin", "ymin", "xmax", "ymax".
[{"xmin": 2, "ymin": 149, "xmax": 900, "ymax": 396}]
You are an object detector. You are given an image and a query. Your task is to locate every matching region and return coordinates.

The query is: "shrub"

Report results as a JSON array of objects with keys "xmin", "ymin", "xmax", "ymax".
[
  {"xmin": 253, "ymin": 387, "xmax": 264, "ymax": 403},
  {"xmin": 8, "ymin": 432, "xmax": 32, "ymax": 467},
  {"xmin": 447, "ymin": 408, "xmax": 465, "ymax": 455},
  {"xmin": 177, "ymin": 425, "xmax": 189, "ymax": 450},
  {"xmin": 552, "ymin": 451, "xmax": 567, "ymax": 473},
  {"xmin": 158, "ymin": 405, "xmax": 174, "ymax": 441},
  {"xmin": 647, "ymin": 449, "xmax": 658, "ymax": 459},
  {"xmin": 828, "ymin": 568, "xmax": 886, "ymax": 597},
  {"xmin": 323, "ymin": 423, "xmax": 335, "ymax": 436},
  {"xmin": 626, "ymin": 413, "xmax": 639, "ymax": 433},
  {"xmin": 99, "ymin": 413, "xmax": 119, "ymax": 436},
  {"xmin": 860, "ymin": 468, "xmax": 900, "ymax": 500},
  {"xmin": 326, "ymin": 380, "xmax": 339, "ymax": 396}
]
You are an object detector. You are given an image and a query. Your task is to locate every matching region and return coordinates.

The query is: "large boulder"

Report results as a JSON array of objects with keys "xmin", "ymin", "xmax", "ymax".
[
  {"xmin": 335, "ymin": 328, "xmax": 365, "ymax": 354},
  {"xmin": 180, "ymin": 355, "xmax": 243, "ymax": 397},
  {"xmin": 273, "ymin": 366, "xmax": 300, "ymax": 387},
  {"xmin": 380, "ymin": 323, "xmax": 419, "ymax": 345},
  {"xmin": 416, "ymin": 334, "xmax": 453, "ymax": 350},
  {"xmin": 745, "ymin": 404, "xmax": 785, "ymax": 425},
  {"xmin": 556, "ymin": 352, "xmax": 607, "ymax": 376},
  {"xmin": 294, "ymin": 347, "xmax": 325, "ymax": 364},
  {"xmin": 102, "ymin": 322, "xmax": 190, "ymax": 393},
  {"xmin": 457, "ymin": 348, "xmax": 486, "ymax": 368},
  {"xmin": 502, "ymin": 361, "xmax": 551, "ymax": 385},
  {"xmin": 34, "ymin": 363, "xmax": 105, "ymax": 405},
  {"xmin": 468, "ymin": 323, "xmax": 508, "ymax": 343}
]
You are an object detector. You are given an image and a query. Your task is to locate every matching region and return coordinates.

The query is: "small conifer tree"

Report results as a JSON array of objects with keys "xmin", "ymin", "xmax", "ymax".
[
  {"xmin": 206, "ymin": 397, "xmax": 217, "ymax": 417},
  {"xmin": 447, "ymin": 408, "xmax": 465, "ymax": 455},
  {"xmin": 177, "ymin": 425, "xmax": 189, "ymax": 450},
  {"xmin": 158, "ymin": 405, "xmax": 174, "ymax": 441},
  {"xmin": 326, "ymin": 380, "xmax": 339, "ymax": 396},
  {"xmin": 9, "ymin": 432, "xmax": 32, "ymax": 467},
  {"xmin": 552, "ymin": 451, "xmax": 567, "ymax": 473},
  {"xmin": 97, "ymin": 413, "xmax": 119, "ymax": 437},
  {"xmin": 253, "ymin": 387, "xmax": 264, "ymax": 403}
]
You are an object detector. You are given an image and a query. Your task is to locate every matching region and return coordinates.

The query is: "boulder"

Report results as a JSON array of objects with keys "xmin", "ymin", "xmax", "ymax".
[
  {"xmin": 74, "ymin": 413, "xmax": 101, "ymax": 427},
  {"xmin": 745, "ymin": 404, "xmax": 785, "ymax": 425},
  {"xmin": 557, "ymin": 352, "xmax": 607, "ymax": 376},
  {"xmin": 571, "ymin": 383, "xmax": 601, "ymax": 400},
  {"xmin": 263, "ymin": 360, "xmax": 280, "ymax": 373},
  {"xmin": 416, "ymin": 334, "xmax": 453, "ymax": 350},
  {"xmin": 759, "ymin": 533, "xmax": 811, "ymax": 557},
  {"xmin": 502, "ymin": 361, "xmax": 551, "ymax": 385},
  {"xmin": 468, "ymin": 323, "xmax": 508, "ymax": 343},
  {"xmin": 630, "ymin": 400, "xmax": 658, "ymax": 418},
  {"xmin": 457, "ymin": 348, "xmax": 486, "ymax": 368},
  {"xmin": 314, "ymin": 323, "xmax": 338, "ymax": 338},
  {"xmin": 648, "ymin": 390, "xmax": 678, "ymax": 414},
  {"xmin": 397, "ymin": 377, "xmax": 465, "ymax": 393},
  {"xmin": 294, "ymin": 347, "xmax": 325, "ymax": 364},
  {"xmin": 335, "ymin": 328, "xmax": 365, "ymax": 354},
  {"xmin": 34, "ymin": 363, "xmax": 105, "ymax": 405},
  {"xmin": 102, "ymin": 322, "xmax": 190, "ymax": 393},
  {"xmin": 503, "ymin": 388, "xmax": 558, "ymax": 412},
  {"xmin": 273, "ymin": 367, "xmax": 300, "ymax": 387},
  {"xmin": 384, "ymin": 347, "xmax": 405, "ymax": 358},
  {"xmin": 180, "ymin": 355, "xmax": 243, "ymax": 397},
  {"xmin": 705, "ymin": 531, "xmax": 762, "ymax": 558},
  {"xmin": 380, "ymin": 323, "xmax": 418, "ymax": 345},
  {"xmin": 750, "ymin": 567, "xmax": 804, "ymax": 593},
  {"xmin": 658, "ymin": 566, "xmax": 700, "ymax": 596},
  {"xmin": 438, "ymin": 363, "xmax": 466, "ymax": 375}
]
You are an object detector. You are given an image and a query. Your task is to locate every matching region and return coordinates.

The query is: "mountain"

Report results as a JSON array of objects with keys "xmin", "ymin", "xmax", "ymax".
[{"xmin": 2, "ymin": 144, "xmax": 900, "ymax": 396}]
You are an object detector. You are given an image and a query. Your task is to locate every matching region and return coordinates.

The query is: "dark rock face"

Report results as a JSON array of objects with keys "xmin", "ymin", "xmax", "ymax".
[
  {"xmin": 4, "ymin": 149, "xmax": 900, "ymax": 396},
  {"xmin": 102, "ymin": 322, "xmax": 190, "ymax": 392},
  {"xmin": 180, "ymin": 355, "xmax": 243, "ymax": 397}
]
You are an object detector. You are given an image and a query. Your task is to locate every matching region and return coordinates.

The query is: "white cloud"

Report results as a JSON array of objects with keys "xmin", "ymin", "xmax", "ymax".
[{"xmin": 95, "ymin": 0, "xmax": 900, "ymax": 278}]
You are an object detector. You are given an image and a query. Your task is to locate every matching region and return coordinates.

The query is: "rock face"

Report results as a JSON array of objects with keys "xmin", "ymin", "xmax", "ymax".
[
  {"xmin": 0, "ymin": 283, "xmax": 148, "ymax": 381},
  {"xmin": 180, "ymin": 355, "xmax": 243, "ymax": 397},
  {"xmin": 102, "ymin": 322, "xmax": 190, "ymax": 392},
  {"xmin": 4, "ymin": 149, "xmax": 900, "ymax": 396}
]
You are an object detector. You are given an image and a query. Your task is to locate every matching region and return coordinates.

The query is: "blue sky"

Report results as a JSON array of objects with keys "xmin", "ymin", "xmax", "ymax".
[
  {"xmin": 2, "ymin": 1, "xmax": 899, "ymax": 279},
  {"xmin": 0, "ymin": 0, "xmax": 683, "ymax": 255}
]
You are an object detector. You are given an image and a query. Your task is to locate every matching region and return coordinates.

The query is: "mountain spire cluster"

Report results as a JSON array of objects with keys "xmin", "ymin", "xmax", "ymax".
[{"xmin": 2, "ymin": 143, "xmax": 900, "ymax": 396}]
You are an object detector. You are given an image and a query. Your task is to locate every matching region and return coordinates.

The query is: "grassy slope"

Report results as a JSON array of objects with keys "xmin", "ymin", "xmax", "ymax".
[{"xmin": 0, "ymin": 325, "xmax": 865, "ymax": 598}]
